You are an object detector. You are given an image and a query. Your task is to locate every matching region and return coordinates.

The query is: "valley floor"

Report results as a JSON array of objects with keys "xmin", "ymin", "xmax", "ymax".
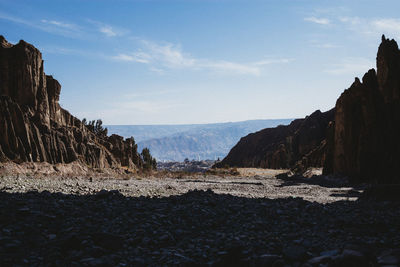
[{"xmin": 0, "ymin": 169, "xmax": 399, "ymax": 266}]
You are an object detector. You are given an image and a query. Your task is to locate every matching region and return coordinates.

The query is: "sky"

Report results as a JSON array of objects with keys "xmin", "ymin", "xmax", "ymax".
[{"xmin": 1, "ymin": 0, "xmax": 400, "ymax": 125}]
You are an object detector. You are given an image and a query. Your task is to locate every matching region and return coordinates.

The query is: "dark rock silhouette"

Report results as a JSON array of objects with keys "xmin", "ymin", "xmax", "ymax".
[
  {"xmin": 216, "ymin": 109, "xmax": 334, "ymax": 169},
  {"xmin": 0, "ymin": 36, "xmax": 143, "ymax": 169},
  {"xmin": 218, "ymin": 35, "xmax": 400, "ymax": 183},
  {"xmin": 324, "ymin": 35, "xmax": 400, "ymax": 182}
]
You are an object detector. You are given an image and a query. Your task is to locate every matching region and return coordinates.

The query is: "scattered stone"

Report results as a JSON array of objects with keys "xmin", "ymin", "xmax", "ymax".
[
  {"xmin": 307, "ymin": 255, "xmax": 331, "ymax": 265},
  {"xmin": 320, "ymin": 249, "xmax": 340, "ymax": 257},
  {"xmin": 0, "ymin": 174, "xmax": 399, "ymax": 266},
  {"xmin": 331, "ymin": 249, "xmax": 369, "ymax": 266},
  {"xmin": 283, "ymin": 245, "xmax": 308, "ymax": 262},
  {"xmin": 378, "ymin": 254, "xmax": 399, "ymax": 265},
  {"xmin": 256, "ymin": 254, "xmax": 282, "ymax": 266}
]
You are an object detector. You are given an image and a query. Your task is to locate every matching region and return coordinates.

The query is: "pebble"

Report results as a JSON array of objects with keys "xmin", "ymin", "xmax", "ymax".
[{"xmin": 0, "ymin": 175, "xmax": 398, "ymax": 266}]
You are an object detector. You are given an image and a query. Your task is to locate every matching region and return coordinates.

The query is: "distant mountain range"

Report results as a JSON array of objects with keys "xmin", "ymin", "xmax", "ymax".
[{"xmin": 107, "ymin": 119, "xmax": 293, "ymax": 161}]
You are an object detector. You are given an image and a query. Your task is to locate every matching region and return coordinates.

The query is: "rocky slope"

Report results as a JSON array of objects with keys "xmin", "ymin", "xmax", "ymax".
[
  {"xmin": 216, "ymin": 109, "xmax": 334, "ymax": 170},
  {"xmin": 323, "ymin": 35, "xmax": 400, "ymax": 183},
  {"xmin": 0, "ymin": 36, "xmax": 143, "ymax": 170}
]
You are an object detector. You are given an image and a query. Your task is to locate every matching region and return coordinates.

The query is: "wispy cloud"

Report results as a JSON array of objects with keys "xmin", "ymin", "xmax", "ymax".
[
  {"xmin": 325, "ymin": 57, "xmax": 374, "ymax": 75},
  {"xmin": 0, "ymin": 12, "xmax": 32, "ymax": 27},
  {"xmin": 0, "ymin": 12, "xmax": 129, "ymax": 40},
  {"xmin": 201, "ymin": 61, "xmax": 260, "ymax": 75},
  {"xmin": 371, "ymin": 18, "xmax": 400, "ymax": 38},
  {"xmin": 99, "ymin": 25, "xmax": 117, "ymax": 37},
  {"xmin": 111, "ymin": 40, "xmax": 292, "ymax": 75},
  {"xmin": 142, "ymin": 41, "xmax": 195, "ymax": 67},
  {"xmin": 0, "ymin": 12, "xmax": 84, "ymax": 38},
  {"xmin": 41, "ymin": 19, "xmax": 79, "ymax": 30},
  {"xmin": 0, "ymin": 11, "xmax": 291, "ymax": 76},
  {"xmin": 87, "ymin": 19, "xmax": 129, "ymax": 37},
  {"xmin": 111, "ymin": 52, "xmax": 151, "ymax": 63},
  {"xmin": 340, "ymin": 17, "xmax": 400, "ymax": 39},
  {"xmin": 304, "ymin": 17, "xmax": 330, "ymax": 25}
]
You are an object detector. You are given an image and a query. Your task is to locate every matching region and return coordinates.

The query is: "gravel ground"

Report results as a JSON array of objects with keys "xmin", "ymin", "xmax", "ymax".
[
  {"xmin": 0, "ymin": 171, "xmax": 399, "ymax": 266},
  {"xmin": 0, "ymin": 170, "xmax": 355, "ymax": 203}
]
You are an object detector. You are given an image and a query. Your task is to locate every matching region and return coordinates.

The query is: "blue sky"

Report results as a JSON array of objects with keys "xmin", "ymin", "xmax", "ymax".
[{"xmin": 1, "ymin": 0, "xmax": 399, "ymax": 124}]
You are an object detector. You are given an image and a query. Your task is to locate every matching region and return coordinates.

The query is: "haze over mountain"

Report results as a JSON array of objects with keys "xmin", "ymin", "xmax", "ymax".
[{"xmin": 107, "ymin": 119, "xmax": 292, "ymax": 161}]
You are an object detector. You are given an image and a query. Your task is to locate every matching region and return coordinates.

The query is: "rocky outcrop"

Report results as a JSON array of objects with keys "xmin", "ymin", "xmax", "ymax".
[
  {"xmin": 216, "ymin": 109, "xmax": 334, "ymax": 169},
  {"xmin": 324, "ymin": 35, "xmax": 400, "ymax": 182},
  {"xmin": 0, "ymin": 36, "xmax": 144, "ymax": 170}
]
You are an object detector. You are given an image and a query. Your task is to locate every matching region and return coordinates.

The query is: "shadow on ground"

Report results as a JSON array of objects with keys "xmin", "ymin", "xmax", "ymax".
[
  {"xmin": 0, "ymin": 189, "xmax": 399, "ymax": 266},
  {"xmin": 276, "ymin": 173, "xmax": 357, "ymax": 188}
]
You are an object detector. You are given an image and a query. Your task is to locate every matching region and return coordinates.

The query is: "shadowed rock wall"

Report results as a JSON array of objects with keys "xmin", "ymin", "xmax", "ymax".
[
  {"xmin": 324, "ymin": 35, "xmax": 400, "ymax": 182},
  {"xmin": 216, "ymin": 109, "xmax": 334, "ymax": 169}
]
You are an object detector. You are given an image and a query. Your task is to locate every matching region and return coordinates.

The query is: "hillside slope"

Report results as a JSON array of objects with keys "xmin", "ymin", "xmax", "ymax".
[{"xmin": 216, "ymin": 109, "xmax": 334, "ymax": 169}]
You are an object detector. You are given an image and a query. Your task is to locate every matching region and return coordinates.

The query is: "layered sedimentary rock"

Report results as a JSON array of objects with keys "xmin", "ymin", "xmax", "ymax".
[
  {"xmin": 0, "ymin": 36, "xmax": 142, "ymax": 169},
  {"xmin": 216, "ymin": 109, "xmax": 334, "ymax": 169},
  {"xmin": 324, "ymin": 35, "xmax": 400, "ymax": 182}
]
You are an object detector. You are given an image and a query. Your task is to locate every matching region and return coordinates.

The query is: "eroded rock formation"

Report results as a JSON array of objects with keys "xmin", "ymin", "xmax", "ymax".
[
  {"xmin": 0, "ymin": 36, "xmax": 143, "ymax": 170},
  {"xmin": 323, "ymin": 35, "xmax": 400, "ymax": 182},
  {"xmin": 216, "ymin": 109, "xmax": 334, "ymax": 169}
]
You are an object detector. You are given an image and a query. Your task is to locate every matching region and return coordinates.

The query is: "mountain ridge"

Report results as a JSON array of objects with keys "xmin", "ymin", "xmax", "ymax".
[
  {"xmin": 108, "ymin": 119, "xmax": 293, "ymax": 161},
  {"xmin": 215, "ymin": 109, "xmax": 334, "ymax": 170}
]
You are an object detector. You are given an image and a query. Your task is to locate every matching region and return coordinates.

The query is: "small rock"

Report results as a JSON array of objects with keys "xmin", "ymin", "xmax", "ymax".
[
  {"xmin": 378, "ymin": 255, "xmax": 398, "ymax": 265},
  {"xmin": 283, "ymin": 245, "xmax": 307, "ymax": 261},
  {"xmin": 257, "ymin": 254, "xmax": 282, "ymax": 266},
  {"xmin": 307, "ymin": 255, "xmax": 331, "ymax": 265},
  {"xmin": 331, "ymin": 249, "xmax": 368, "ymax": 266},
  {"xmin": 92, "ymin": 232, "xmax": 124, "ymax": 251},
  {"xmin": 320, "ymin": 249, "xmax": 340, "ymax": 257}
]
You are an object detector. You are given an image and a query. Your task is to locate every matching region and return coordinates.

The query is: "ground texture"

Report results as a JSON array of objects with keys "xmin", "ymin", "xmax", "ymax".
[{"xmin": 0, "ymin": 169, "xmax": 399, "ymax": 266}]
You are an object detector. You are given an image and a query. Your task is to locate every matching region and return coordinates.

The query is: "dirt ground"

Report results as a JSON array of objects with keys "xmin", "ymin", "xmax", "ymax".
[
  {"xmin": 0, "ymin": 162, "xmax": 359, "ymax": 203},
  {"xmin": 1, "ymin": 162, "xmax": 399, "ymax": 266}
]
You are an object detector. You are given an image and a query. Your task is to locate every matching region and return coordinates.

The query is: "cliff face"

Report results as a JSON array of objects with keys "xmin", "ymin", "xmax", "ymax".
[
  {"xmin": 324, "ymin": 35, "xmax": 400, "ymax": 182},
  {"xmin": 0, "ymin": 36, "xmax": 142, "ymax": 169},
  {"xmin": 216, "ymin": 109, "xmax": 334, "ymax": 169}
]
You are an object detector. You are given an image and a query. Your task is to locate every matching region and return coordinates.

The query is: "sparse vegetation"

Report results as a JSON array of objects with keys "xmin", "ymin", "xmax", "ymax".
[
  {"xmin": 141, "ymin": 147, "xmax": 157, "ymax": 171},
  {"xmin": 126, "ymin": 137, "xmax": 142, "ymax": 168},
  {"xmin": 83, "ymin": 118, "xmax": 108, "ymax": 138}
]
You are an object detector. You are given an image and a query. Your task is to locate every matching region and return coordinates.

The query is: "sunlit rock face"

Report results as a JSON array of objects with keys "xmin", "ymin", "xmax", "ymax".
[
  {"xmin": 324, "ymin": 35, "xmax": 400, "ymax": 183},
  {"xmin": 0, "ymin": 36, "xmax": 142, "ymax": 169}
]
